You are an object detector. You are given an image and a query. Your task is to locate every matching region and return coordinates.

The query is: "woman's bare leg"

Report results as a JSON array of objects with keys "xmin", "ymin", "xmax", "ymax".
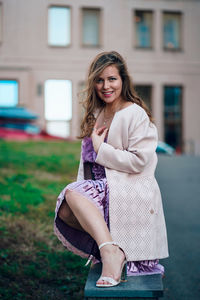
[
  {"xmin": 65, "ymin": 189, "xmax": 125, "ymax": 284},
  {"xmin": 58, "ymin": 200, "xmax": 84, "ymax": 231},
  {"xmin": 65, "ymin": 189, "xmax": 111, "ymax": 245}
]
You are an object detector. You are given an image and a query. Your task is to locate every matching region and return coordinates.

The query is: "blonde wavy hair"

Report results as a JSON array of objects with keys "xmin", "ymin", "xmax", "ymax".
[{"xmin": 79, "ymin": 51, "xmax": 153, "ymax": 138}]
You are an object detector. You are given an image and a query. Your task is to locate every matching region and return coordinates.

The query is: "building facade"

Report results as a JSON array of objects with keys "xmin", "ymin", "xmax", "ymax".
[{"xmin": 0, "ymin": 0, "xmax": 200, "ymax": 154}]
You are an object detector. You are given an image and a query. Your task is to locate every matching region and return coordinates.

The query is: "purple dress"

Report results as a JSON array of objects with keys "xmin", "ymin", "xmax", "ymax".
[{"xmin": 54, "ymin": 137, "xmax": 164, "ymax": 276}]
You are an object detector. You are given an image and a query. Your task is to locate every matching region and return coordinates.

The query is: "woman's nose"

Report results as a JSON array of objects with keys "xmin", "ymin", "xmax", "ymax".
[{"xmin": 103, "ymin": 80, "xmax": 109, "ymax": 89}]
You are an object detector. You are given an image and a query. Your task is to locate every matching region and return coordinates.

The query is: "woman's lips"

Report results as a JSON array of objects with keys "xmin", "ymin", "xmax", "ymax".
[{"xmin": 102, "ymin": 91, "xmax": 113, "ymax": 97}]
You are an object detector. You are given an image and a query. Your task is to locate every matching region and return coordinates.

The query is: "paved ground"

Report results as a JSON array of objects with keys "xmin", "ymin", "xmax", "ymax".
[{"xmin": 156, "ymin": 155, "xmax": 200, "ymax": 300}]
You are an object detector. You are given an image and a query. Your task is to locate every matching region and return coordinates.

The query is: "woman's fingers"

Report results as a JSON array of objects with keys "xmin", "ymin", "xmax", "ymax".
[
  {"xmin": 92, "ymin": 124, "xmax": 108, "ymax": 143},
  {"xmin": 96, "ymin": 126, "xmax": 107, "ymax": 135},
  {"xmin": 91, "ymin": 127, "xmax": 108, "ymax": 153},
  {"xmin": 101, "ymin": 128, "xmax": 108, "ymax": 140},
  {"xmin": 92, "ymin": 123, "xmax": 98, "ymax": 132}
]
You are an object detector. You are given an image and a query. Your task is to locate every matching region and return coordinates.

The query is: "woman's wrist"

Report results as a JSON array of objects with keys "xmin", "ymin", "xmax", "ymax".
[{"xmin": 94, "ymin": 141, "xmax": 103, "ymax": 153}]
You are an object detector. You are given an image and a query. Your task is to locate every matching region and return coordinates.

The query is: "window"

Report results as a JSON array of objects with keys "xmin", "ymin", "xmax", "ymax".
[
  {"xmin": 164, "ymin": 86, "xmax": 183, "ymax": 151},
  {"xmin": 134, "ymin": 10, "xmax": 153, "ymax": 48},
  {"xmin": 134, "ymin": 85, "xmax": 152, "ymax": 111},
  {"xmin": 82, "ymin": 8, "xmax": 101, "ymax": 47},
  {"xmin": 0, "ymin": 80, "xmax": 18, "ymax": 107},
  {"xmin": 48, "ymin": 6, "xmax": 71, "ymax": 46},
  {"xmin": 0, "ymin": 3, "xmax": 2, "ymax": 43},
  {"xmin": 44, "ymin": 80, "xmax": 72, "ymax": 137},
  {"xmin": 163, "ymin": 12, "xmax": 182, "ymax": 50}
]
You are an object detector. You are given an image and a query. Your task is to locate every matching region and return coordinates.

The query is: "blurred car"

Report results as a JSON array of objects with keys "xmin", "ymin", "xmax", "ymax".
[{"xmin": 156, "ymin": 141, "xmax": 175, "ymax": 155}]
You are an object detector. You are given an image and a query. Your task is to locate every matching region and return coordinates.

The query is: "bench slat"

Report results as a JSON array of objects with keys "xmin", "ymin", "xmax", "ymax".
[{"xmin": 84, "ymin": 263, "xmax": 163, "ymax": 300}]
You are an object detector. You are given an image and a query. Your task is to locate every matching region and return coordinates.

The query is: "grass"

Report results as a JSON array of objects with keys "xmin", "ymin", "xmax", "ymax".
[{"xmin": 0, "ymin": 140, "xmax": 90, "ymax": 299}]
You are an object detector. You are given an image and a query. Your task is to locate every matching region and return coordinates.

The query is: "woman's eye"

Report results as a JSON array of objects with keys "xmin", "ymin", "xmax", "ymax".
[
  {"xmin": 96, "ymin": 78, "xmax": 103, "ymax": 83},
  {"xmin": 109, "ymin": 77, "xmax": 116, "ymax": 81}
]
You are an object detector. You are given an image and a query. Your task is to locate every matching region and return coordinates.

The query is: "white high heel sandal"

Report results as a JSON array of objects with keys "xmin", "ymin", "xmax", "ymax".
[{"xmin": 96, "ymin": 241, "xmax": 127, "ymax": 288}]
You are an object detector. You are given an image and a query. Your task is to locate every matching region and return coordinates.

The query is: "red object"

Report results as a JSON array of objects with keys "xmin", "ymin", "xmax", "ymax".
[{"xmin": 0, "ymin": 128, "xmax": 73, "ymax": 141}]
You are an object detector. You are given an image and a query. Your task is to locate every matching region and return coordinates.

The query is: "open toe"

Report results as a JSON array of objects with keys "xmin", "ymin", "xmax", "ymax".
[{"xmin": 96, "ymin": 276, "xmax": 120, "ymax": 287}]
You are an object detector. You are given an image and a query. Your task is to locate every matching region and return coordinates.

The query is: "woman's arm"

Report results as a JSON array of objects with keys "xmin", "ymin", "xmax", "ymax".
[{"xmin": 95, "ymin": 116, "xmax": 158, "ymax": 174}]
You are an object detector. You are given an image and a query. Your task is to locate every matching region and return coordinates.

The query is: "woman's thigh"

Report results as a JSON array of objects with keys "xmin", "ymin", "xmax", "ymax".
[{"xmin": 58, "ymin": 197, "xmax": 85, "ymax": 231}]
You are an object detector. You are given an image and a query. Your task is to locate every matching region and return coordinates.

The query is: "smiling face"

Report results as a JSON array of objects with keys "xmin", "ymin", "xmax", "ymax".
[{"xmin": 94, "ymin": 65, "xmax": 123, "ymax": 106}]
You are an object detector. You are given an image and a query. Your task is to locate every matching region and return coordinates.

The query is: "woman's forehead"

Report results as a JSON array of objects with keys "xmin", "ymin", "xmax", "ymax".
[{"xmin": 97, "ymin": 65, "xmax": 119, "ymax": 77}]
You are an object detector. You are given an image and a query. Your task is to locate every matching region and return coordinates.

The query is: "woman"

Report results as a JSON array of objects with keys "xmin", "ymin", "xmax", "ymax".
[{"xmin": 54, "ymin": 51, "xmax": 169, "ymax": 287}]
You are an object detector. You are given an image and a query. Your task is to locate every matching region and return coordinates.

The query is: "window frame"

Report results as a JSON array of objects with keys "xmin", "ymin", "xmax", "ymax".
[
  {"xmin": 163, "ymin": 84, "xmax": 183, "ymax": 152},
  {"xmin": 47, "ymin": 5, "xmax": 72, "ymax": 48},
  {"xmin": 0, "ymin": 79, "xmax": 19, "ymax": 107},
  {"xmin": 81, "ymin": 7, "xmax": 102, "ymax": 48},
  {"xmin": 45, "ymin": 120, "xmax": 71, "ymax": 138},
  {"xmin": 133, "ymin": 9, "xmax": 154, "ymax": 50},
  {"xmin": 162, "ymin": 11, "xmax": 183, "ymax": 52},
  {"xmin": 44, "ymin": 79, "xmax": 72, "ymax": 122},
  {"xmin": 44, "ymin": 79, "xmax": 72, "ymax": 138}
]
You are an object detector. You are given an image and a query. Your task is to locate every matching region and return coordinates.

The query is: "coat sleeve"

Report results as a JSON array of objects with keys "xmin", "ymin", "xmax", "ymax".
[{"xmin": 95, "ymin": 116, "xmax": 158, "ymax": 174}]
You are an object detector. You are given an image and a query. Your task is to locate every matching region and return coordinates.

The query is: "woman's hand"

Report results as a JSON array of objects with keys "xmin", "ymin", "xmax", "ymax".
[{"xmin": 91, "ymin": 124, "xmax": 108, "ymax": 153}]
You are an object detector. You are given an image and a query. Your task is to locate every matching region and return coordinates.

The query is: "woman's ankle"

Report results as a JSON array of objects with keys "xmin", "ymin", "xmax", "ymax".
[{"xmin": 100, "ymin": 244, "xmax": 125, "ymax": 262}]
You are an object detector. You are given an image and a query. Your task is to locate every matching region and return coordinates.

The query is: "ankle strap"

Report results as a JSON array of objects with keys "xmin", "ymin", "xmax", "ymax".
[{"xmin": 99, "ymin": 241, "xmax": 118, "ymax": 250}]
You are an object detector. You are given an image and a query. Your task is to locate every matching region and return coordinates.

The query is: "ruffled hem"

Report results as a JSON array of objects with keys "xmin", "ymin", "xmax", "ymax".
[
  {"xmin": 127, "ymin": 261, "xmax": 164, "ymax": 276},
  {"xmin": 54, "ymin": 223, "xmax": 89, "ymax": 260}
]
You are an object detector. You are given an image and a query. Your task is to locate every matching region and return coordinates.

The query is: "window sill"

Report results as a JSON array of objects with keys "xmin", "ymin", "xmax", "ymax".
[
  {"xmin": 47, "ymin": 44, "xmax": 71, "ymax": 48},
  {"xmin": 163, "ymin": 47, "xmax": 183, "ymax": 52},
  {"xmin": 134, "ymin": 46, "xmax": 154, "ymax": 51},
  {"xmin": 81, "ymin": 44, "xmax": 101, "ymax": 48}
]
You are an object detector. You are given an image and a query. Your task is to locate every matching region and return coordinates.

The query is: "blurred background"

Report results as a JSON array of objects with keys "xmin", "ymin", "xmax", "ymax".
[{"xmin": 0, "ymin": 0, "xmax": 200, "ymax": 154}]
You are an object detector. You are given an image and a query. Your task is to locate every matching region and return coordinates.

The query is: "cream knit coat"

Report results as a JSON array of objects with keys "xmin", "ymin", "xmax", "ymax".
[{"xmin": 77, "ymin": 104, "xmax": 169, "ymax": 261}]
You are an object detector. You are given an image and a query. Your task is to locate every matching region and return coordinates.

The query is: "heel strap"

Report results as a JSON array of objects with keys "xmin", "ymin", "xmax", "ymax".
[{"xmin": 99, "ymin": 241, "xmax": 118, "ymax": 250}]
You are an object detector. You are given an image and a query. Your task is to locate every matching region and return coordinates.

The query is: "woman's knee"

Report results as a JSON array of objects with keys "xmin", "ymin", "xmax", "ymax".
[{"xmin": 65, "ymin": 189, "xmax": 78, "ymax": 206}]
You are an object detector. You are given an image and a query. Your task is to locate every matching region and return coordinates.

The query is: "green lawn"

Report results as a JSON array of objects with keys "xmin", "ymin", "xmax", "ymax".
[{"xmin": 0, "ymin": 140, "xmax": 90, "ymax": 299}]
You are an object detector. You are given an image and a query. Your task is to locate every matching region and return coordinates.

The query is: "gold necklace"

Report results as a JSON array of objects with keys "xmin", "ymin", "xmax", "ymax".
[
  {"xmin": 103, "ymin": 102, "xmax": 124, "ymax": 125},
  {"xmin": 103, "ymin": 108, "xmax": 115, "ymax": 125}
]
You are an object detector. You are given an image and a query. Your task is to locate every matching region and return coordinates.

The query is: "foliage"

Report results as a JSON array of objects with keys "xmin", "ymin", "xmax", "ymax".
[{"xmin": 0, "ymin": 140, "xmax": 89, "ymax": 299}]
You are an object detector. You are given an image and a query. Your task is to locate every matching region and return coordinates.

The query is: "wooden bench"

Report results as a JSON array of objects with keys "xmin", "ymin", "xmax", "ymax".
[{"xmin": 84, "ymin": 263, "xmax": 164, "ymax": 300}]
